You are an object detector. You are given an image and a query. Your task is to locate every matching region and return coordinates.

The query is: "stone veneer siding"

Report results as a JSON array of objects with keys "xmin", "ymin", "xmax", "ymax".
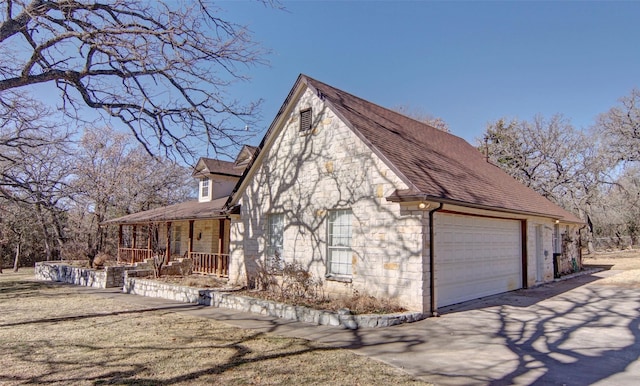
[
  {"xmin": 231, "ymin": 86, "xmax": 426, "ymax": 312},
  {"xmin": 35, "ymin": 262, "xmax": 130, "ymax": 288},
  {"xmin": 123, "ymin": 276, "xmax": 424, "ymax": 329}
]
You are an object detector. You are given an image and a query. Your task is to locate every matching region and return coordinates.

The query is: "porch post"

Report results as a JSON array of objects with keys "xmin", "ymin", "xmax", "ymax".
[
  {"xmin": 147, "ymin": 224, "xmax": 152, "ymax": 254},
  {"xmin": 132, "ymin": 225, "xmax": 137, "ymax": 249},
  {"xmin": 218, "ymin": 218, "xmax": 225, "ymax": 254},
  {"xmin": 117, "ymin": 224, "xmax": 122, "ymax": 261},
  {"xmin": 166, "ymin": 222, "xmax": 171, "ymax": 262},
  {"xmin": 188, "ymin": 220, "xmax": 194, "ymax": 257}
]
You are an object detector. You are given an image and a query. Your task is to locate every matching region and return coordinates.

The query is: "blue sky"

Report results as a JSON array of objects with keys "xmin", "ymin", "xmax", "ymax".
[{"xmin": 221, "ymin": 0, "xmax": 640, "ymax": 147}]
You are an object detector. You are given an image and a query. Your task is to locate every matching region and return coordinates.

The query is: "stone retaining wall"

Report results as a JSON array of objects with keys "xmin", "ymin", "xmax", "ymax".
[
  {"xmin": 35, "ymin": 262, "xmax": 129, "ymax": 288},
  {"xmin": 123, "ymin": 276, "xmax": 202, "ymax": 303},
  {"xmin": 123, "ymin": 276, "xmax": 424, "ymax": 329}
]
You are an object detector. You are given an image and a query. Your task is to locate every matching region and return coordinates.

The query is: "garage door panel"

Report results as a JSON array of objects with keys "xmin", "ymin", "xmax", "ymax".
[{"xmin": 436, "ymin": 214, "xmax": 522, "ymax": 307}]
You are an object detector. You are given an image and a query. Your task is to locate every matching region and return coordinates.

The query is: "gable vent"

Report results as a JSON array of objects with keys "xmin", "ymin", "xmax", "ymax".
[{"xmin": 300, "ymin": 108, "xmax": 312, "ymax": 132}]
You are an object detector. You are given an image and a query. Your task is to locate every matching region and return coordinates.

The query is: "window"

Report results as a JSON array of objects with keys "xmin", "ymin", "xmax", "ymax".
[
  {"xmin": 266, "ymin": 214, "xmax": 284, "ymax": 271},
  {"xmin": 552, "ymin": 223, "xmax": 561, "ymax": 254},
  {"xmin": 300, "ymin": 108, "xmax": 312, "ymax": 132},
  {"xmin": 201, "ymin": 178, "xmax": 209, "ymax": 198},
  {"xmin": 327, "ymin": 209, "xmax": 353, "ymax": 276},
  {"xmin": 172, "ymin": 225, "xmax": 182, "ymax": 255}
]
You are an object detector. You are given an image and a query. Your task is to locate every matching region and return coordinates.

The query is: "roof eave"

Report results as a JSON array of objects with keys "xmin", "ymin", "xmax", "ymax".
[
  {"xmin": 226, "ymin": 74, "xmax": 309, "ymax": 208},
  {"xmin": 101, "ymin": 211, "xmax": 229, "ymax": 226},
  {"xmin": 386, "ymin": 191, "xmax": 585, "ymax": 224}
]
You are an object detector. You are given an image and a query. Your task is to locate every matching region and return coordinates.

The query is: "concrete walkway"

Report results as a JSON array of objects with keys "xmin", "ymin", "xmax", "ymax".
[{"xmin": 78, "ymin": 270, "xmax": 640, "ymax": 386}]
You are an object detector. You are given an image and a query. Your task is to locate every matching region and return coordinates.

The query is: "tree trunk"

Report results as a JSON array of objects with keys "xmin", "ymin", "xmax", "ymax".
[
  {"xmin": 35, "ymin": 202, "xmax": 52, "ymax": 260},
  {"xmin": 51, "ymin": 210, "xmax": 66, "ymax": 255},
  {"xmin": 13, "ymin": 236, "xmax": 21, "ymax": 272}
]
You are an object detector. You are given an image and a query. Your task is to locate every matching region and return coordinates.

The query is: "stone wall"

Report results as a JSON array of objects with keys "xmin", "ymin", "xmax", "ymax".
[
  {"xmin": 123, "ymin": 276, "xmax": 201, "ymax": 303},
  {"xmin": 35, "ymin": 262, "xmax": 129, "ymax": 288},
  {"xmin": 231, "ymin": 86, "xmax": 425, "ymax": 311},
  {"xmin": 123, "ymin": 276, "xmax": 424, "ymax": 329}
]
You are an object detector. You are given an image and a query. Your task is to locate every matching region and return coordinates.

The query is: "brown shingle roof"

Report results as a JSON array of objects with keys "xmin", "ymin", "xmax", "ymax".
[
  {"xmin": 302, "ymin": 75, "xmax": 582, "ymax": 223},
  {"xmin": 193, "ymin": 158, "xmax": 243, "ymax": 177},
  {"xmin": 102, "ymin": 197, "xmax": 228, "ymax": 224}
]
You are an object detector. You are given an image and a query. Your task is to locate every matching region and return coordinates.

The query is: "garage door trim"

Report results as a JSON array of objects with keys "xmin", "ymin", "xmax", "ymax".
[{"xmin": 434, "ymin": 211, "xmax": 527, "ymax": 307}]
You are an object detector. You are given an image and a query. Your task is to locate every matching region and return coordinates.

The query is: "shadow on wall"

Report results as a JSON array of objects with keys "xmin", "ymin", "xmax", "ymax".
[{"xmin": 237, "ymin": 98, "xmax": 430, "ymax": 308}]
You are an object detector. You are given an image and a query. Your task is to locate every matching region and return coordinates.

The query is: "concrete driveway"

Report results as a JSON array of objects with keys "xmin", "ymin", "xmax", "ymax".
[
  {"xmin": 193, "ymin": 270, "xmax": 639, "ymax": 386},
  {"xmin": 92, "ymin": 269, "xmax": 640, "ymax": 385}
]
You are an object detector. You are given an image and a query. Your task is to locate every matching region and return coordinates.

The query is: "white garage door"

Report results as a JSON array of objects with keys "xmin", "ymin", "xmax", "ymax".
[{"xmin": 435, "ymin": 214, "xmax": 522, "ymax": 307}]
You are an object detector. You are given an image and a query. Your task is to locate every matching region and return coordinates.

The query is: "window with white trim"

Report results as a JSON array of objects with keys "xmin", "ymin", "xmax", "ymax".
[
  {"xmin": 200, "ymin": 178, "xmax": 209, "ymax": 198},
  {"xmin": 327, "ymin": 209, "xmax": 353, "ymax": 276},
  {"xmin": 172, "ymin": 225, "xmax": 182, "ymax": 255},
  {"xmin": 266, "ymin": 214, "xmax": 284, "ymax": 271}
]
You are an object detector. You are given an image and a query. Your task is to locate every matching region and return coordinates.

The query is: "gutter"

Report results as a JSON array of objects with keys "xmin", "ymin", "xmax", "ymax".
[
  {"xmin": 429, "ymin": 202, "xmax": 444, "ymax": 317},
  {"xmin": 387, "ymin": 192, "xmax": 584, "ymax": 225}
]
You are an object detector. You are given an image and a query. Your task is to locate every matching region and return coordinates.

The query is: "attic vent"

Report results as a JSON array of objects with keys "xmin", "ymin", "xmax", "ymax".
[{"xmin": 300, "ymin": 108, "xmax": 312, "ymax": 132}]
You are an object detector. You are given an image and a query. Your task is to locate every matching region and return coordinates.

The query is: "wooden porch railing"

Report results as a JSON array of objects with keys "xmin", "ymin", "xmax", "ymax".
[
  {"xmin": 119, "ymin": 248, "xmax": 152, "ymax": 264},
  {"xmin": 191, "ymin": 252, "xmax": 229, "ymax": 278}
]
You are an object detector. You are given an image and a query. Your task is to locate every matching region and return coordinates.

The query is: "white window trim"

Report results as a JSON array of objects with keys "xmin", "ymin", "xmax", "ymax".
[
  {"xmin": 199, "ymin": 177, "xmax": 210, "ymax": 202},
  {"xmin": 172, "ymin": 225, "xmax": 182, "ymax": 255},
  {"xmin": 326, "ymin": 209, "xmax": 353, "ymax": 278},
  {"xmin": 266, "ymin": 213, "xmax": 284, "ymax": 271}
]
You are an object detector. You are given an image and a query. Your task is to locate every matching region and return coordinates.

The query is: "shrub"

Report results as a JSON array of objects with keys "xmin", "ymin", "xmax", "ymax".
[
  {"xmin": 92, "ymin": 252, "xmax": 115, "ymax": 269},
  {"xmin": 248, "ymin": 258, "xmax": 406, "ymax": 314}
]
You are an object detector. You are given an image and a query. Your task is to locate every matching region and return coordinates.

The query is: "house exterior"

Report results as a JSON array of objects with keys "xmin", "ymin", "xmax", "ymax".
[
  {"xmin": 103, "ymin": 145, "xmax": 256, "ymax": 277},
  {"xmin": 226, "ymin": 74, "xmax": 583, "ymax": 315}
]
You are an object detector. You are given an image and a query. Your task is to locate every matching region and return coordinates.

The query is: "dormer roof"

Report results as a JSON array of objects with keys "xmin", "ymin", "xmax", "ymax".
[
  {"xmin": 234, "ymin": 145, "xmax": 258, "ymax": 168},
  {"xmin": 192, "ymin": 158, "xmax": 243, "ymax": 178}
]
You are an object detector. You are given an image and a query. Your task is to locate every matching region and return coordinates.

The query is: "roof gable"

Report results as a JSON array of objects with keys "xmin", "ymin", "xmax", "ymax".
[
  {"xmin": 234, "ymin": 145, "xmax": 258, "ymax": 168},
  {"xmin": 231, "ymin": 74, "xmax": 582, "ymax": 223},
  {"xmin": 192, "ymin": 158, "xmax": 243, "ymax": 178}
]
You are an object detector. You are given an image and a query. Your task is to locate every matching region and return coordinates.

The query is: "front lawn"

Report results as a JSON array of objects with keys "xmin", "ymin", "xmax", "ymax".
[
  {"xmin": 0, "ymin": 269, "xmax": 426, "ymax": 385},
  {"xmin": 583, "ymin": 250, "xmax": 640, "ymax": 288}
]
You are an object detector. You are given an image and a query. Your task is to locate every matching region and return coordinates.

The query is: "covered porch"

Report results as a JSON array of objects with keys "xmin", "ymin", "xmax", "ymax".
[
  {"xmin": 118, "ymin": 222, "xmax": 230, "ymax": 277},
  {"xmin": 104, "ymin": 198, "xmax": 232, "ymax": 278},
  {"xmin": 117, "ymin": 218, "xmax": 230, "ymax": 277}
]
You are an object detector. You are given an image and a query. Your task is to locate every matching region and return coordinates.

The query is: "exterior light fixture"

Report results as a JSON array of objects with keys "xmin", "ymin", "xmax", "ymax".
[{"xmin": 418, "ymin": 202, "xmax": 430, "ymax": 210}]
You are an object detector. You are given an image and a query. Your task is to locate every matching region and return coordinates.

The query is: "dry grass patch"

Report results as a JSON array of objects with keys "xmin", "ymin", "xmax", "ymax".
[
  {"xmin": 240, "ymin": 289, "xmax": 407, "ymax": 315},
  {"xmin": 583, "ymin": 249, "xmax": 640, "ymax": 270},
  {"xmin": 0, "ymin": 269, "xmax": 427, "ymax": 385},
  {"xmin": 583, "ymin": 250, "xmax": 640, "ymax": 288},
  {"xmin": 153, "ymin": 274, "xmax": 230, "ymax": 289}
]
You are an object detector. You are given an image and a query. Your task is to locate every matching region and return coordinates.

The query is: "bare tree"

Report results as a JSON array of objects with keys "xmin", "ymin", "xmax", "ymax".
[
  {"xmin": 481, "ymin": 115, "xmax": 613, "ymax": 252},
  {"xmin": 0, "ymin": 121, "xmax": 74, "ymax": 260},
  {"xmin": 482, "ymin": 115, "xmax": 592, "ymax": 203},
  {"xmin": 0, "ymin": 92, "xmax": 61, "ymax": 174},
  {"xmin": 393, "ymin": 105, "xmax": 450, "ymax": 132},
  {"xmin": 67, "ymin": 126, "xmax": 193, "ymax": 263},
  {"xmin": 0, "ymin": 0, "xmax": 269, "ymax": 161},
  {"xmin": 596, "ymin": 88, "xmax": 640, "ymax": 163},
  {"xmin": 0, "ymin": 198, "xmax": 42, "ymax": 270}
]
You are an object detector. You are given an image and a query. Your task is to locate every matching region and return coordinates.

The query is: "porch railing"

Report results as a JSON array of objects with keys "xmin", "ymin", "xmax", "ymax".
[
  {"xmin": 118, "ymin": 248, "xmax": 152, "ymax": 264},
  {"xmin": 191, "ymin": 252, "xmax": 229, "ymax": 278}
]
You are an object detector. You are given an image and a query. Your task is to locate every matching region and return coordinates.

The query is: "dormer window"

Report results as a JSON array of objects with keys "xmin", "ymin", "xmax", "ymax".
[{"xmin": 201, "ymin": 178, "xmax": 210, "ymax": 198}]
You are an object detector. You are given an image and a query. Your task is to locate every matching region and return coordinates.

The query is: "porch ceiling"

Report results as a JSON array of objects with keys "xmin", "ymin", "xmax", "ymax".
[{"xmin": 102, "ymin": 197, "xmax": 229, "ymax": 225}]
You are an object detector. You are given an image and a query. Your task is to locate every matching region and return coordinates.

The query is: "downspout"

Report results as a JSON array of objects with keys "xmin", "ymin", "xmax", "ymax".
[{"xmin": 429, "ymin": 203, "xmax": 444, "ymax": 317}]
